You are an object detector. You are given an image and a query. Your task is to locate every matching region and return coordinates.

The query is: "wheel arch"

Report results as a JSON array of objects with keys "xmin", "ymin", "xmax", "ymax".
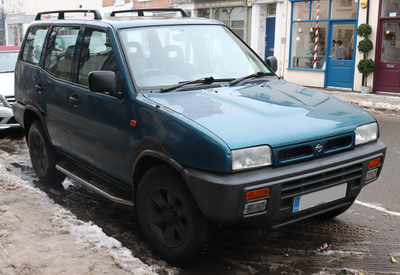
[
  {"xmin": 131, "ymin": 150, "xmax": 185, "ymax": 209},
  {"xmin": 23, "ymin": 107, "xmax": 48, "ymax": 140}
]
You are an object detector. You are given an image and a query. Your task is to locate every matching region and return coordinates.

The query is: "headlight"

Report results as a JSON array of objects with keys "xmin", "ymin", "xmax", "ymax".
[
  {"xmin": 232, "ymin": 146, "xmax": 272, "ymax": 171},
  {"xmin": 355, "ymin": 122, "xmax": 378, "ymax": 146}
]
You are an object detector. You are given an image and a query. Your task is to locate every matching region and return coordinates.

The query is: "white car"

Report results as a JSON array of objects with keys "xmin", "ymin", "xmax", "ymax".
[{"xmin": 0, "ymin": 46, "xmax": 20, "ymax": 130}]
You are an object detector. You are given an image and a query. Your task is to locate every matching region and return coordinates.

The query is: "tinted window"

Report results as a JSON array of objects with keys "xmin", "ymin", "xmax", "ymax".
[
  {"xmin": 44, "ymin": 26, "xmax": 80, "ymax": 81},
  {"xmin": 21, "ymin": 27, "xmax": 48, "ymax": 65},
  {"xmin": 78, "ymin": 29, "xmax": 123, "ymax": 92}
]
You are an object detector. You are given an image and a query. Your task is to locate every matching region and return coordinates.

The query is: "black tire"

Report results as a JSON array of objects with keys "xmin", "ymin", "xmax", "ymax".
[
  {"xmin": 315, "ymin": 199, "xmax": 355, "ymax": 220},
  {"xmin": 136, "ymin": 165, "xmax": 218, "ymax": 265},
  {"xmin": 27, "ymin": 120, "xmax": 65, "ymax": 185}
]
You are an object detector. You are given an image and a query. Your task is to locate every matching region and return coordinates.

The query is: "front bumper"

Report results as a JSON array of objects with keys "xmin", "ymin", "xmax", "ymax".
[
  {"xmin": 181, "ymin": 141, "xmax": 386, "ymax": 230},
  {"xmin": 0, "ymin": 106, "xmax": 20, "ymax": 130}
]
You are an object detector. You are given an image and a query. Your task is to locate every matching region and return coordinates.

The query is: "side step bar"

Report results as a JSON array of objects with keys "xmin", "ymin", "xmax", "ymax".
[{"xmin": 56, "ymin": 160, "xmax": 134, "ymax": 206}]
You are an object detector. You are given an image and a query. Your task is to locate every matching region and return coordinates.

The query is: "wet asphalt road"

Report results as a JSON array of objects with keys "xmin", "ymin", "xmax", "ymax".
[{"xmin": 1, "ymin": 112, "xmax": 399, "ymax": 275}]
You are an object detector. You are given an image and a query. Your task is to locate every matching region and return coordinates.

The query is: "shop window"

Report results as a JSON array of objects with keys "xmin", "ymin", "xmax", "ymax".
[
  {"xmin": 198, "ymin": 9, "xmax": 210, "ymax": 19},
  {"xmin": 381, "ymin": 0, "xmax": 400, "ymax": 17},
  {"xmin": 291, "ymin": 21, "xmax": 328, "ymax": 69},
  {"xmin": 311, "ymin": 0, "xmax": 329, "ymax": 20},
  {"xmin": 331, "ymin": 0, "xmax": 358, "ymax": 19},
  {"xmin": 230, "ymin": 7, "xmax": 245, "ymax": 40},
  {"xmin": 289, "ymin": 0, "xmax": 356, "ymax": 70},
  {"xmin": 293, "ymin": 1, "xmax": 310, "ymax": 21}
]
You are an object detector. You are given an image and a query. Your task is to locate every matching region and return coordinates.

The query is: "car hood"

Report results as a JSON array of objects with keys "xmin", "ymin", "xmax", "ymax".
[
  {"xmin": 143, "ymin": 79, "xmax": 375, "ymax": 149},
  {"xmin": 0, "ymin": 72, "xmax": 14, "ymax": 97}
]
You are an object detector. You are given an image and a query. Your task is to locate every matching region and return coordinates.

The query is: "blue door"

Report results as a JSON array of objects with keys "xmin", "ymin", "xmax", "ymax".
[
  {"xmin": 265, "ymin": 17, "xmax": 275, "ymax": 60},
  {"xmin": 326, "ymin": 22, "xmax": 356, "ymax": 89}
]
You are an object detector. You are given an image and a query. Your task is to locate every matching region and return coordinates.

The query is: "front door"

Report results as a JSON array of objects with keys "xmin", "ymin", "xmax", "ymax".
[
  {"xmin": 326, "ymin": 22, "xmax": 356, "ymax": 89},
  {"xmin": 374, "ymin": 20, "xmax": 400, "ymax": 93},
  {"xmin": 265, "ymin": 17, "xmax": 275, "ymax": 60}
]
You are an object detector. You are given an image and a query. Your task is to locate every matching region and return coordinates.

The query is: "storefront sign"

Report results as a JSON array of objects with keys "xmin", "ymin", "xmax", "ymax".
[
  {"xmin": 195, "ymin": 0, "xmax": 246, "ymax": 9},
  {"xmin": 360, "ymin": 0, "xmax": 368, "ymax": 9}
]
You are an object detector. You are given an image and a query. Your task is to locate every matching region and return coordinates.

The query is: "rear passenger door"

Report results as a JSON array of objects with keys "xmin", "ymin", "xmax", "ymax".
[
  {"xmin": 69, "ymin": 27, "xmax": 131, "ymax": 185},
  {"xmin": 42, "ymin": 25, "xmax": 80, "ymax": 153}
]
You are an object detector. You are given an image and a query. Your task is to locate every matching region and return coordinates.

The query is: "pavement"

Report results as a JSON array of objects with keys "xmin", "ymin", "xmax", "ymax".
[{"xmin": 313, "ymin": 87, "xmax": 400, "ymax": 115}]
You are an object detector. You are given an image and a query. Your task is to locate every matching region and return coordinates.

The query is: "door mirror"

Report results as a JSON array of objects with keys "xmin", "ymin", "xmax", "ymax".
[
  {"xmin": 266, "ymin": 56, "xmax": 278, "ymax": 72},
  {"xmin": 88, "ymin": 71, "xmax": 122, "ymax": 99}
]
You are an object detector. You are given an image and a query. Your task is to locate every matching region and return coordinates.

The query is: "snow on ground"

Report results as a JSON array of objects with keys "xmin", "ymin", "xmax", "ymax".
[
  {"xmin": 0, "ymin": 144, "xmax": 178, "ymax": 275},
  {"xmin": 315, "ymin": 88, "xmax": 400, "ymax": 114}
]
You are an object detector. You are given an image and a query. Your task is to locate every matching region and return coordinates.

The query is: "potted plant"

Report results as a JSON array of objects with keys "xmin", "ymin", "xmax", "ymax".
[{"xmin": 357, "ymin": 24, "xmax": 375, "ymax": 94}]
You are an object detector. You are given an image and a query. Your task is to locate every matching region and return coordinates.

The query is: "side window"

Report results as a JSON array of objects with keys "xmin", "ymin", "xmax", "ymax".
[
  {"xmin": 78, "ymin": 29, "xmax": 123, "ymax": 92},
  {"xmin": 44, "ymin": 26, "xmax": 80, "ymax": 81},
  {"xmin": 21, "ymin": 27, "xmax": 48, "ymax": 65}
]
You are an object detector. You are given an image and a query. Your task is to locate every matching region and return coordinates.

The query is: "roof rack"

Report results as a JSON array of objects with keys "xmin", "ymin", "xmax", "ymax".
[
  {"xmin": 110, "ymin": 8, "xmax": 190, "ymax": 18},
  {"xmin": 35, "ymin": 9, "xmax": 102, "ymax": 21}
]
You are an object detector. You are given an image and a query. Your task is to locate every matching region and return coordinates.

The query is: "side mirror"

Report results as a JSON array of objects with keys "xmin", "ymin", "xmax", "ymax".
[
  {"xmin": 88, "ymin": 71, "xmax": 122, "ymax": 99},
  {"xmin": 266, "ymin": 56, "xmax": 278, "ymax": 73}
]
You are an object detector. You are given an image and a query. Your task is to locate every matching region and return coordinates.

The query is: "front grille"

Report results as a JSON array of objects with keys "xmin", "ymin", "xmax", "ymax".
[
  {"xmin": 278, "ymin": 146, "xmax": 312, "ymax": 161},
  {"xmin": 279, "ymin": 163, "xmax": 362, "ymax": 210},
  {"xmin": 325, "ymin": 136, "xmax": 352, "ymax": 151},
  {"xmin": 5, "ymin": 95, "xmax": 16, "ymax": 105},
  {"xmin": 274, "ymin": 133, "xmax": 354, "ymax": 166}
]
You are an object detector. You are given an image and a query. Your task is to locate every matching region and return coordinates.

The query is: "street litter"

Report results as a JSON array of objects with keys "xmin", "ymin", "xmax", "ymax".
[
  {"xmin": 391, "ymin": 256, "xmax": 397, "ymax": 263},
  {"xmin": 320, "ymin": 243, "xmax": 330, "ymax": 252},
  {"xmin": 327, "ymin": 255, "xmax": 347, "ymax": 263}
]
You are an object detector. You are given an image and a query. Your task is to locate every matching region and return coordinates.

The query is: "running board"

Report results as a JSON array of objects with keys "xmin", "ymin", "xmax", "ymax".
[{"xmin": 56, "ymin": 160, "xmax": 134, "ymax": 206}]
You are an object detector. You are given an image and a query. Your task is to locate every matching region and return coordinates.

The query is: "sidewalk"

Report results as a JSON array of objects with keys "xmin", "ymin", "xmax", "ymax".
[{"xmin": 313, "ymin": 88, "xmax": 400, "ymax": 114}]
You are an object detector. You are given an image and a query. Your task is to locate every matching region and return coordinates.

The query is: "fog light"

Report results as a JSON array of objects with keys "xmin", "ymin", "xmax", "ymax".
[
  {"xmin": 243, "ymin": 200, "xmax": 267, "ymax": 215},
  {"xmin": 366, "ymin": 168, "xmax": 378, "ymax": 181}
]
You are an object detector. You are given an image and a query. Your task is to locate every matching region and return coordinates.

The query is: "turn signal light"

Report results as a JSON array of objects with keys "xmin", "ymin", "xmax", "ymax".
[
  {"xmin": 368, "ymin": 157, "xmax": 381, "ymax": 168},
  {"xmin": 246, "ymin": 187, "xmax": 270, "ymax": 200}
]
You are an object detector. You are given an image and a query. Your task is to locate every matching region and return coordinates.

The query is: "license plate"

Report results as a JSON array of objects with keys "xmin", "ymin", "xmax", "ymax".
[{"xmin": 293, "ymin": 183, "xmax": 347, "ymax": 213}]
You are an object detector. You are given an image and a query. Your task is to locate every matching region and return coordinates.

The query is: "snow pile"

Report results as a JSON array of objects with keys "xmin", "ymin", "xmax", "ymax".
[{"xmin": 0, "ymin": 148, "xmax": 178, "ymax": 275}]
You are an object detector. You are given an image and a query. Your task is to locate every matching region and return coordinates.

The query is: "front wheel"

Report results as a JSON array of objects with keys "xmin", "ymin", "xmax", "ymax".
[
  {"xmin": 28, "ymin": 120, "xmax": 65, "ymax": 185},
  {"xmin": 136, "ymin": 165, "xmax": 218, "ymax": 265}
]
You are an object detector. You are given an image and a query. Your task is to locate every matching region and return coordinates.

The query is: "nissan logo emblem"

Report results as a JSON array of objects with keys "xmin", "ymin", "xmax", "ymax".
[{"xmin": 315, "ymin": 144, "xmax": 323, "ymax": 152}]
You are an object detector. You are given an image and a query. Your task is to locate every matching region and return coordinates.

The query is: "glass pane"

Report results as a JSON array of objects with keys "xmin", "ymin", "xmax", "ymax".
[
  {"xmin": 381, "ymin": 23, "xmax": 400, "ymax": 62},
  {"xmin": 381, "ymin": 0, "xmax": 400, "ymax": 17},
  {"xmin": 331, "ymin": 24, "xmax": 354, "ymax": 60},
  {"xmin": 331, "ymin": 0, "xmax": 358, "ymax": 19},
  {"xmin": 291, "ymin": 21, "xmax": 328, "ymax": 69},
  {"xmin": 216, "ymin": 8, "xmax": 229, "ymax": 26},
  {"xmin": 311, "ymin": 0, "xmax": 329, "ymax": 20},
  {"xmin": 197, "ymin": 9, "xmax": 210, "ymax": 19},
  {"xmin": 293, "ymin": 1, "xmax": 310, "ymax": 21}
]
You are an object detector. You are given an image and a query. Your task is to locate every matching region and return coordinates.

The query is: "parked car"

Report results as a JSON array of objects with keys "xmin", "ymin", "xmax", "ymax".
[
  {"xmin": 0, "ymin": 46, "xmax": 20, "ymax": 130},
  {"xmin": 13, "ymin": 9, "xmax": 386, "ymax": 264}
]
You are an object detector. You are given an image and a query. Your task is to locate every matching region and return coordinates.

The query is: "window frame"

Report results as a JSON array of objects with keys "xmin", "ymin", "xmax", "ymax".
[{"xmin": 288, "ymin": 0, "xmax": 358, "ymax": 71}]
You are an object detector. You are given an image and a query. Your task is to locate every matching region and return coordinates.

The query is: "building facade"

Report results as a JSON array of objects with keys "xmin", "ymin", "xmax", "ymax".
[{"xmin": 3, "ymin": 0, "xmax": 102, "ymax": 46}]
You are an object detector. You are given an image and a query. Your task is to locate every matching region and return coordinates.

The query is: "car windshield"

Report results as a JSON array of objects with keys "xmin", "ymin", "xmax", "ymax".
[
  {"xmin": 0, "ymin": 52, "xmax": 18, "ymax": 73},
  {"xmin": 119, "ymin": 24, "xmax": 271, "ymax": 90}
]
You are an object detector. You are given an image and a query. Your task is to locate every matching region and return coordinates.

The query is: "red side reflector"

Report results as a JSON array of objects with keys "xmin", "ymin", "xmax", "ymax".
[
  {"xmin": 246, "ymin": 188, "xmax": 270, "ymax": 200},
  {"xmin": 368, "ymin": 157, "xmax": 381, "ymax": 169},
  {"xmin": 130, "ymin": 120, "xmax": 137, "ymax": 127}
]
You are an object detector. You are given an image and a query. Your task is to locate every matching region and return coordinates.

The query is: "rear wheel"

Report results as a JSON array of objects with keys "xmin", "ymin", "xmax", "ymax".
[
  {"xmin": 28, "ymin": 120, "xmax": 65, "ymax": 185},
  {"xmin": 136, "ymin": 165, "xmax": 218, "ymax": 265}
]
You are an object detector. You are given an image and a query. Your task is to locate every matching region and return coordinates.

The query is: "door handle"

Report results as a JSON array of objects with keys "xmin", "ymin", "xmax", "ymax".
[
  {"xmin": 35, "ymin": 83, "xmax": 43, "ymax": 93},
  {"xmin": 69, "ymin": 95, "xmax": 81, "ymax": 106}
]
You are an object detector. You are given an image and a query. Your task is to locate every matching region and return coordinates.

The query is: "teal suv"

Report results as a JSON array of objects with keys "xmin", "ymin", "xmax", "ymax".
[{"xmin": 13, "ymin": 9, "xmax": 386, "ymax": 264}]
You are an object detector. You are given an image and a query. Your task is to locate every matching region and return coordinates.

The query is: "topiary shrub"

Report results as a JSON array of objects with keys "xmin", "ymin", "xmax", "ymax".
[{"xmin": 357, "ymin": 24, "xmax": 375, "ymax": 87}]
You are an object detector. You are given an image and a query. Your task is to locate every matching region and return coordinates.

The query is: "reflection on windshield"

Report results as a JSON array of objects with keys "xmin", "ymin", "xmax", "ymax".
[
  {"xmin": 0, "ymin": 52, "xmax": 18, "ymax": 73},
  {"xmin": 119, "ymin": 25, "xmax": 270, "ymax": 89}
]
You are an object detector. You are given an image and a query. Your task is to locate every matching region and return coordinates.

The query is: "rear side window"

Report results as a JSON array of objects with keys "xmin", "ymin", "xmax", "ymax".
[
  {"xmin": 44, "ymin": 26, "xmax": 80, "ymax": 81},
  {"xmin": 21, "ymin": 27, "xmax": 48, "ymax": 65},
  {"xmin": 78, "ymin": 28, "xmax": 123, "ymax": 92}
]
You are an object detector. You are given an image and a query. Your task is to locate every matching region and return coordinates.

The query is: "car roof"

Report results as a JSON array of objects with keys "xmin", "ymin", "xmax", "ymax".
[{"xmin": 32, "ymin": 9, "xmax": 224, "ymax": 29}]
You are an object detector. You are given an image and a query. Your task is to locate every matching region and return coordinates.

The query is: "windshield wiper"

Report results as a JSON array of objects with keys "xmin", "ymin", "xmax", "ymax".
[
  {"xmin": 159, "ymin": 76, "xmax": 234, "ymax": 93},
  {"xmin": 228, "ymin": 71, "xmax": 272, "ymax": 87}
]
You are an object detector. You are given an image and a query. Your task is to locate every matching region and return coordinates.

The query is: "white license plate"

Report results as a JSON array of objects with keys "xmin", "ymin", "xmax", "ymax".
[{"xmin": 293, "ymin": 183, "xmax": 347, "ymax": 213}]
